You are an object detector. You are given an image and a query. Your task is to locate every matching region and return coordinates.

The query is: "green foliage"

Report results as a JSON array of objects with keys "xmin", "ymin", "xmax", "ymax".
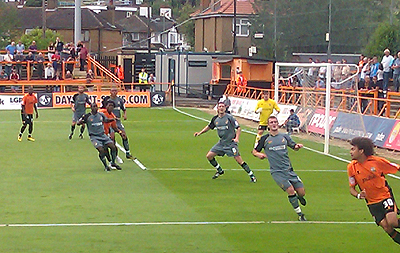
[
  {"xmin": 250, "ymin": 0, "xmax": 395, "ymax": 60},
  {"xmin": 25, "ymin": 0, "xmax": 43, "ymax": 7},
  {"xmin": 0, "ymin": 2, "xmax": 20, "ymax": 48},
  {"xmin": 19, "ymin": 28, "xmax": 62, "ymax": 50},
  {"xmin": 363, "ymin": 22, "xmax": 400, "ymax": 57}
]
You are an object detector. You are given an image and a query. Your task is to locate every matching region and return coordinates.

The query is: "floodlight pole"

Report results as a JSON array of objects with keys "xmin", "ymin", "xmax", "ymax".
[
  {"xmin": 327, "ymin": 0, "xmax": 332, "ymax": 58},
  {"xmin": 74, "ymin": 0, "xmax": 82, "ymax": 46},
  {"xmin": 233, "ymin": 0, "xmax": 237, "ymax": 55}
]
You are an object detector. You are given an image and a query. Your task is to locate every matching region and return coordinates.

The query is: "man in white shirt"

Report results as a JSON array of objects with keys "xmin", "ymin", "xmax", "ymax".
[{"xmin": 381, "ymin": 48, "xmax": 394, "ymax": 91}]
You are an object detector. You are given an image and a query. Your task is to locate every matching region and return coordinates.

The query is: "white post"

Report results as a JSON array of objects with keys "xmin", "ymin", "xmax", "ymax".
[
  {"xmin": 74, "ymin": 0, "xmax": 82, "ymax": 47},
  {"xmin": 324, "ymin": 63, "xmax": 331, "ymax": 154}
]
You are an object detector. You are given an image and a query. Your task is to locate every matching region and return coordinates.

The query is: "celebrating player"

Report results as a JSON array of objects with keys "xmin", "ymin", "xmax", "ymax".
[
  {"xmin": 194, "ymin": 102, "xmax": 257, "ymax": 182},
  {"xmin": 348, "ymin": 137, "xmax": 400, "ymax": 245},
  {"xmin": 254, "ymin": 91, "xmax": 280, "ymax": 144},
  {"xmin": 102, "ymin": 87, "xmax": 133, "ymax": 159},
  {"xmin": 18, "ymin": 86, "xmax": 38, "ymax": 142},
  {"xmin": 252, "ymin": 116, "xmax": 307, "ymax": 221},
  {"xmin": 69, "ymin": 85, "xmax": 91, "ymax": 139},
  {"xmin": 77, "ymin": 103, "xmax": 121, "ymax": 171}
]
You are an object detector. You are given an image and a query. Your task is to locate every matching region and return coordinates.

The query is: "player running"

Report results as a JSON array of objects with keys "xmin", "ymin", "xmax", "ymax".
[
  {"xmin": 194, "ymin": 102, "xmax": 257, "ymax": 182},
  {"xmin": 254, "ymin": 90, "xmax": 280, "ymax": 144},
  {"xmin": 18, "ymin": 86, "xmax": 38, "ymax": 142},
  {"xmin": 348, "ymin": 137, "xmax": 400, "ymax": 245},
  {"xmin": 252, "ymin": 115, "xmax": 307, "ymax": 221},
  {"xmin": 102, "ymin": 87, "xmax": 133, "ymax": 159},
  {"xmin": 69, "ymin": 85, "xmax": 91, "ymax": 139},
  {"xmin": 77, "ymin": 103, "xmax": 122, "ymax": 171}
]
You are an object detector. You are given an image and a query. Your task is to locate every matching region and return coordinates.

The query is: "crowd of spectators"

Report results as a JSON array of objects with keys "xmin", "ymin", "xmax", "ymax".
[{"xmin": 0, "ymin": 38, "xmax": 89, "ymax": 93}]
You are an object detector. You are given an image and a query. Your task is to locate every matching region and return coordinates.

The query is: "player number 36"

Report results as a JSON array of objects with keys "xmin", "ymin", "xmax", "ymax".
[{"xmin": 383, "ymin": 198, "xmax": 394, "ymax": 209}]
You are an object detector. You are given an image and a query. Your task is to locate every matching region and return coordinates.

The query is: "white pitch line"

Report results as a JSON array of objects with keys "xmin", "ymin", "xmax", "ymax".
[
  {"xmin": 269, "ymin": 221, "xmax": 374, "ymax": 224},
  {"xmin": 0, "ymin": 221, "xmax": 265, "ymax": 228},
  {"xmin": 149, "ymin": 168, "xmax": 347, "ymax": 172}
]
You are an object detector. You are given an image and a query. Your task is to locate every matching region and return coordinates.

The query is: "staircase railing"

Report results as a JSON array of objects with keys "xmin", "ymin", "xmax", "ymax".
[{"xmin": 87, "ymin": 55, "xmax": 123, "ymax": 89}]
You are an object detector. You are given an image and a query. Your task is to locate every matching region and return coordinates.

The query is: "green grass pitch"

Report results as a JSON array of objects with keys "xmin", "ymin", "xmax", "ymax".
[{"xmin": 0, "ymin": 107, "xmax": 399, "ymax": 252}]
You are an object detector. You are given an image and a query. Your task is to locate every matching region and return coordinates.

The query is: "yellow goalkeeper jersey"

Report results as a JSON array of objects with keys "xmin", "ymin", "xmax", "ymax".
[{"xmin": 255, "ymin": 98, "xmax": 280, "ymax": 126}]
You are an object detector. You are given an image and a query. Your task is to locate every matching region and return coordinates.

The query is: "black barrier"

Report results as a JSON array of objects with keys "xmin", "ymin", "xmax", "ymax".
[
  {"xmin": 37, "ymin": 93, "xmax": 53, "ymax": 108},
  {"xmin": 150, "ymin": 92, "xmax": 166, "ymax": 107}
]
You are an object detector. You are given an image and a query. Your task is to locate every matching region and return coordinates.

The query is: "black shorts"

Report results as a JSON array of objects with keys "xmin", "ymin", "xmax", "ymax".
[
  {"xmin": 368, "ymin": 197, "xmax": 396, "ymax": 225},
  {"xmin": 21, "ymin": 114, "xmax": 33, "ymax": 125},
  {"xmin": 258, "ymin": 125, "xmax": 268, "ymax": 131}
]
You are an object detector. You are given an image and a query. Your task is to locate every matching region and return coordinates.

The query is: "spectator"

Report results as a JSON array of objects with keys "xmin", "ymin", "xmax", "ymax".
[
  {"xmin": 372, "ymin": 64, "xmax": 385, "ymax": 112},
  {"xmin": 392, "ymin": 51, "xmax": 400, "ymax": 92},
  {"xmin": 10, "ymin": 68, "xmax": 20, "ymax": 83},
  {"xmin": 78, "ymin": 43, "xmax": 88, "ymax": 71},
  {"xmin": 48, "ymin": 42, "xmax": 55, "ymax": 62},
  {"xmin": 236, "ymin": 70, "xmax": 247, "ymax": 93},
  {"xmin": 315, "ymin": 76, "xmax": 325, "ymax": 89},
  {"xmin": 341, "ymin": 59, "xmax": 351, "ymax": 78},
  {"xmin": 5, "ymin": 41, "xmax": 16, "ymax": 56},
  {"xmin": 369, "ymin": 56, "xmax": 379, "ymax": 80},
  {"xmin": 360, "ymin": 57, "xmax": 371, "ymax": 81},
  {"xmin": 359, "ymin": 75, "xmax": 373, "ymax": 113},
  {"xmin": 4, "ymin": 50, "xmax": 13, "ymax": 78},
  {"xmin": 35, "ymin": 52, "xmax": 45, "ymax": 80},
  {"xmin": 138, "ymin": 67, "xmax": 148, "ymax": 92},
  {"xmin": 283, "ymin": 109, "xmax": 300, "ymax": 135},
  {"xmin": 14, "ymin": 51, "xmax": 24, "ymax": 78},
  {"xmin": 65, "ymin": 70, "xmax": 73, "ymax": 80},
  {"xmin": 333, "ymin": 61, "xmax": 342, "ymax": 82},
  {"xmin": 86, "ymin": 69, "xmax": 94, "ymax": 84},
  {"xmin": 55, "ymin": 37, "xmax": 64, "ymax": 53},
  {"xmin": 148, "ymin": 73, "xmax": 156, "ymax": 92},
  {"xmin": 51, "ymin": 51, "xmax": 61, "ymax": 80},
  {"xmin": 0, "ymin": 70, "xmax": 7, "ymax": 93},
  {"xmin": 45, "ymin": 63, "xmax": 54, "ymax": 80},
  {"xmin": 381, "ymin": 48, "xmax": 394, "ymax": 91},
  {"xmin": 16, "ymin": 41, "xmax": 25, "ymax": 54},
  {"xmin": 28, "ymin": 41, "xmax": 38, "ymax": 55},
  {"xmin": 25, "ymin": 51, "xmax": 35, "ymax": 78},
  {"xmin": 318, "ymin": 61, "xmax": 327, "ymax": 80}
]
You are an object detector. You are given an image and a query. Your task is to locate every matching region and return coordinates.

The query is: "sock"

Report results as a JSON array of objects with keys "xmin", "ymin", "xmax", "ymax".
[
  {"xmin": 240, "ymin": 162, "xmax": 252, "ymax": 174},
  {"xmin": 110, "ymin": 146, "xmax": 117, "ymax": 164},
  {"xmin": 99, "ymin": 153, "xmax": 108, "ymax": 168},
  {"xmin": 209, "ymin": 158, "xmax": 223, "ymax": 173},
  {"xmin": 80, "ymin": 126, "xmax": 85, "ymax": 135},
  {"xmin": 28, "ymin": 123, "xmax": 33, "ymax": 135},
  {"xmin": 123, "ymin": 138, "xmax": 130, "ymax": 153},
  {"xmin": 288, "ymin": 194, "xmax": 302, "ymax": 215},
  {"xmin": 388, "ymin": 229, "xmax": 400, "ymax": 245},
  {"xmin": 105, "ymin": 148, "xmax": 111, "ymax": 162},
  {"xmin": 71, "ymin": 125, "xmax": 75, "ymax": 134},
  {"xmin": 20, "ymin": 125, "xmax": 27, "ymax": 135}
]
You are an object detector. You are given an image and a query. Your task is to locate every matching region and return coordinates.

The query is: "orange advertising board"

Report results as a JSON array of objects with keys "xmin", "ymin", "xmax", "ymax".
[{"xmin": 52, "ymin": 91, "xmax": 151, "ymax": 108}]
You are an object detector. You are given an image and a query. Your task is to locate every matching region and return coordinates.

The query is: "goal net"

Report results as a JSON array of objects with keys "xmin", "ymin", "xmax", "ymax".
[{"xmin": 274, "ymin": 62, "xmax": 362, "ymax": 156}]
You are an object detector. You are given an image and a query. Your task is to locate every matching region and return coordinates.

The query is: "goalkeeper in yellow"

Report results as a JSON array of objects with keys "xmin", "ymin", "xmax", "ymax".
[{"xmin": 254, "ymin": 91, "xmax": 280, "ymax": 144}]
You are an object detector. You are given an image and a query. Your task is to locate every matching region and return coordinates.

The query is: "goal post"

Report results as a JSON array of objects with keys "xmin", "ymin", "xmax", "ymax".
[{"xmin": 274, "ymin": 62, "xmax": 359, "ymax": 155}]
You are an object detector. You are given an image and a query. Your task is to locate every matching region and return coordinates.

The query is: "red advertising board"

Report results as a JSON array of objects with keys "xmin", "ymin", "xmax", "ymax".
[
  {"xmin": 307, "ymin": 108, "xmax": 338, "ymax": 135},
  {"xmin": 383, "ymin": 120, "xmax": 400, "ymax": 151},
  {"xmin": 52, "ymin": 91, "xmax": 151, "ymax": 108}
]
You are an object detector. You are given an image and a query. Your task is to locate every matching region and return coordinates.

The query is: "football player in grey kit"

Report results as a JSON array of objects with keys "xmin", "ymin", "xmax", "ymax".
[
  {"xmin": 194, "ymin": 102, "xmax": 256, "ymax": 182},
  {"xmin": 102, "ymin": 87, "xmax": 132, "ymax": 159},
  {"xmin": 77, "ymin": 103, "xmax": 124, "ymax": 171},
  {"xmin": 69, "ymin": 85, "xmax": 91, "ymax": 139},
  {"xmin": 252, "ymin": 115, "xmax": 307, "ymax": 221}
]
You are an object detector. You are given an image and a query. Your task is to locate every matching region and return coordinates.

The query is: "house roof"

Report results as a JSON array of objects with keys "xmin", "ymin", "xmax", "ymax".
[
  {"xmin": 191, "ymin": 0, "xmax": 255, "ymax": 18},
  {"xmin": 117, "ymin": 14, "xmax": 175, "ymax": 33},
  {"xmin": 17, "ymin": 7, "xmax": 122, "ymax": 31}
]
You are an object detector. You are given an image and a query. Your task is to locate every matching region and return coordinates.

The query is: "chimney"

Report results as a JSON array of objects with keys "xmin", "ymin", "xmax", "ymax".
[
  {"xmin": 200, "ymin": 0, "xmax": 212, "ymax": 11},
  {"xmin": 107, "ymin": 0, "xmax": 116, "ymax": 25},
  {"xmin": 47, "ymin": 0, "xmax": 57, "ymax": 9}
]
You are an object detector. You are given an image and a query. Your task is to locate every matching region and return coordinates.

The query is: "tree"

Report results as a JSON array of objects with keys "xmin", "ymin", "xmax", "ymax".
[
  {"xmin": 19, "ymin": 29, "xmax": 62, "ymax": 50},
  {"xmin": 363, "ymin": 23, "xmax": 400, "ymax": 57},
  {"xmin": 0, "ymin": 2, "xmax": 21, "ymax": 48}
]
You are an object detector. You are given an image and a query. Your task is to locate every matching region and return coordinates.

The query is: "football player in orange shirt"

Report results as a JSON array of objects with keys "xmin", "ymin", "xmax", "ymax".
[
  {"xmin": 18, "ymin": 86, "xmax": 38, "ymax": 142},
  {"xmin": 348, "ymin": 137, "xmax": 400, "ymax": 245}
]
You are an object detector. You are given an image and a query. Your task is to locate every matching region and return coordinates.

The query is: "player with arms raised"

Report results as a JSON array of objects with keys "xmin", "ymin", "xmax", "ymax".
[
  {"xmin": 348, "ymin": 137, "xmax": 400, "ymax": 245},
  {"xmin": 252, "ymin": 116, "xmax": 307, "ymax": 221},
  {"xmin": 102, "ymin": 87, "xmax": 132, "ymax": 159},
  {"xmin": 77, "ymin": 103, "xmax": 122, "ymax": 171},
  {"xmin": 69, "ymin": 85, "xmax": 91, "ymax": 139},
  {"xmin": 18, "ymin": 86, "xmax": 38, "ymax": 142},
  {"xmin": 194, "ymin": 102, "xmax": 256, "ymax": 182}
]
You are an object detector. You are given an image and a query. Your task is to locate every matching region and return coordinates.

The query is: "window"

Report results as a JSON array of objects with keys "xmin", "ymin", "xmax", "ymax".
[
  {"xmin": 81, "ymin": 31, "xmax": 90, "ymax": 42},
  {"xmin": 234, "ymin": 18, "xmax": 250, "ymax": 37},
  {"xmin": 131, "ymin": 33, "xmax": 140, "ymax": 41}
]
